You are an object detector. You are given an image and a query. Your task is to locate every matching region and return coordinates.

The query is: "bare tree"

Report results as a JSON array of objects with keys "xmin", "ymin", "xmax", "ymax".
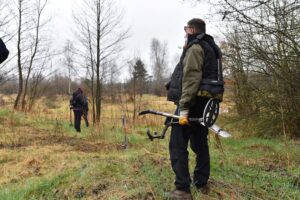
[
  {"xmin": 20, "ymin": 0, "xmax": 49, "ymax": 110},
  {"xmin": 63, "ymin": 40, "xmax": 75, "ymax": 95},
  {"xmin": 221, "ymin": 35, "xmax": 257, "ymax": 116},
  {"xmin": 13, "ymin": 0, "xmax": 50, "ymax": 110},
  {"xmin": 106, "ymin": 61, "xmax": 121, "ymax": 103},
  {"xmin": 27, "ymin": 58, "xmax": 52, "ymax": 110},
  {"xmin": 74, "ymin": 0, "xmax": 129, "ymax": 124},
  {"xmin": 0, "ymin": 0, "xmax": 14, "ymax": 38},
  {"xmin": 150, "ymin": 38, "xmax": 168, "ymax": 96},
  {"xmin": 13, "ymin": 0, "xmax": 24, "ymax": 109}
]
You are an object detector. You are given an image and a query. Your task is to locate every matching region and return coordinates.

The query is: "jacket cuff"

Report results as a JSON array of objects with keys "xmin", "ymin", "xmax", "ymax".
[{"xmin": 179, "ymin": 110, "xmax": 189, "ymax": 117}]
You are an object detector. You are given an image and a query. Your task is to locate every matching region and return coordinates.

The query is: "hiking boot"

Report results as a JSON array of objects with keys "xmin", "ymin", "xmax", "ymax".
[
  {"xmin": 169, "ymin": 190, "xmax": 193, "ymax": 200},
  {"xmin": 196, "ymin": 184, "xmax": 210, "ymax": 195}
]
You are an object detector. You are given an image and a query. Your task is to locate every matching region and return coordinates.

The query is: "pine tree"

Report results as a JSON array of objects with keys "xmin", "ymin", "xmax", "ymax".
[{"xmin": 132, "ymin": 58, "xmax": 149, "ymax": 96}]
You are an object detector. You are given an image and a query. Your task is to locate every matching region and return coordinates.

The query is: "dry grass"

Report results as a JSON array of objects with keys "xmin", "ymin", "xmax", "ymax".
[{"xmin": 0, "ymin": 94, "xmax": 299, "ymax": 199}]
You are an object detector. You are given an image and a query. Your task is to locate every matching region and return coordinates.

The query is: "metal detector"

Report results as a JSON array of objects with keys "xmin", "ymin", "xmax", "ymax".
[{"xmin": 139, "ymin": 98, "xmax": 231, "ymax": 140}]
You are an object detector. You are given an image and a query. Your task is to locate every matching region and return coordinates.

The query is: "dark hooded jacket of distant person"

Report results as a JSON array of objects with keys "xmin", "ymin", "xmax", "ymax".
[
  {"xmin": 70, "ymin": 88, "xmax": 85, "ymax": 111},
  {"xmin": 0, "ymin": 38, "xmax": 9, "ymax": 64}
]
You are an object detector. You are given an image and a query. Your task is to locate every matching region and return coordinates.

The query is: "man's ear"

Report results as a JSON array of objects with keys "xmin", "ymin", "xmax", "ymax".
[{"xmin": 191, "ymin": 28, "xmax": 196, "ymax": 34}]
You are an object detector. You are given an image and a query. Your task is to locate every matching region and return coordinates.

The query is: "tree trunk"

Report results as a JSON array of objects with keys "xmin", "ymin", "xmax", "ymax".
[
  {"xmin": 86, "ymin": 22, "xmax": 96, "ymax": 124},
  {"xmin": 133, "ymin": 78, "xmax": 136, "ymax": 123},
  {"xmin": 14, "ymin": 0, "xmax": 23, "ymax": 110},
  {"xmin": 95, "ymin": 1, "xmax": 101, "ymax": 123}
]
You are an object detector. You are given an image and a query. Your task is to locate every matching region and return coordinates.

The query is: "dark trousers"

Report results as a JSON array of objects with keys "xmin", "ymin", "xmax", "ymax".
[
  {"xmin": 169, "ymin": 97, "xmax": 210, "ymax": 192},
  {"xmin": 73, "ymin": 110, "xmax": 83, "ymax": 132}
]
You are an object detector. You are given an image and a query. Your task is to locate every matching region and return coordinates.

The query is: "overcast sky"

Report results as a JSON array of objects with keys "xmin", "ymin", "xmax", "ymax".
[{"xmin": 46, "ymin": 0, "xmax": 222, "ymax": 77}]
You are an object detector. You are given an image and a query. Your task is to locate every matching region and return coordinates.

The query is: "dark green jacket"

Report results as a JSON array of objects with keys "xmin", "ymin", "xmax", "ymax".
[{"xmin": 180, "ymin": 44, "xmax": 204, "ymax": 111}]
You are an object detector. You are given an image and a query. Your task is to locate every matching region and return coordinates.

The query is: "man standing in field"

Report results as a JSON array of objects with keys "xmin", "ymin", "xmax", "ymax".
[
  {"xmin": 70, "ymin": 88, "xmax": 87, "ymax": 132},
  {"xmin": 166, "ymin": 18, "xmax": 223, "ymax": 199}
]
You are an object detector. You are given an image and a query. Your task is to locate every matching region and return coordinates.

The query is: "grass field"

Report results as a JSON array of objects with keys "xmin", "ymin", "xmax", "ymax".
[{"xmin": 0, "ymin": 95, "xmax": 299, "ymax": 200}]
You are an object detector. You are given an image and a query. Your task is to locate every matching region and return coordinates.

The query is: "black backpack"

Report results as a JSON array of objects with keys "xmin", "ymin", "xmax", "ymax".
[
  {"xmin": 0, "ymin": 38, "xmax": 9, "ymax": 64},
  {"xmin": 195, "ymin": 34, "xmax": 224, "ymax": 101}
]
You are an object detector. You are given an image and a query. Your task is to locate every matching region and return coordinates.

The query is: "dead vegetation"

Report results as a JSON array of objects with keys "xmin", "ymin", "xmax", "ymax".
[{"xmin": 0, "ymin": 95, "xmax": 299, "ymax": 199}]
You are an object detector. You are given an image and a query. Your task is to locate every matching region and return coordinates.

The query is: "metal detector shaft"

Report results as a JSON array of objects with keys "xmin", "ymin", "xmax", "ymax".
[
  {"xmin": 139, "ymin": 110, "xmax": 203, "ymax": 123},
  {"xmin": 139, "ymin": 110, "xmax": 179, "ymax": 119},
  {"xmin": 139, "ymin": 110, "xmax": 231, "ymax": 138}
]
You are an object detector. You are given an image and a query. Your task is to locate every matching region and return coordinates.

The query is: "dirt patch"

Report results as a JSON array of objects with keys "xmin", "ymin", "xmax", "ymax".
[
  {"xmin": 37, "ymin": 134, "xmax": 118, "ymax": 153},
  {"xmin": 92, "ymin": 183, "xmax": 108, "ymax": 195},
  {"xmin": 292, "ymin": 175, "xmax": 300, "ymax": 189},
  {"xmin": 234, "ymin": 154, "xmax": 289, "ymax": 174},
  {"xmin": 143, "ymin": 192, "xmax": 155, "ymax": 200},
  {"xmin": 20, "ymin": 158, "xmax": 42, "ymax": 177},
  {"xmin": 0, "ymin": 116, "xmax": 6, "ymax": 123},
  {"xmin": 234, "ymin": 157, "xmax": 259, "ymax": 167},
  {"xmin": 260, "ymin": 156, "xmax": 289, "ymax": 174},
  {"xmin": 207, "ymin": 178, "xmax": 245, "ymax": 199},
  {"xmin": 0, "ymin": 126, "xmax": 118, "ymax": 153},
  {"xmin": 74, "ymin": 186, "xmax": 86, "ymax": 198},
  {"xmin": 0, "ymin": 143, "xmax": 26, "ymax": 149},
  {"xmin": 73, "ymin": 142, "xmax": 112, "ymax": 152},
  {"xmin": 245, "ymin": 144, "xmax": 274, "ymax": 152}
]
